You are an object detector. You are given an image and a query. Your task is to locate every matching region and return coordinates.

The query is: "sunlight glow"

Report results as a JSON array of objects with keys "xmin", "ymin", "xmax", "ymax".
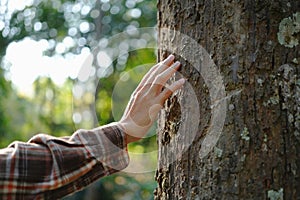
[
  {"xmin": 7, "ymin": 0, "xmax": 33, "ymax": 12},
  {"xmin": 5, "ymin": 38, "xmax": 90, "ymax": 95}
]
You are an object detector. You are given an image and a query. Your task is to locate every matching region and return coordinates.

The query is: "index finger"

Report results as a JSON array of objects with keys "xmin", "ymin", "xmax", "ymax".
[{"xmin": 135, "ymin": 54, "xmax": 175, "ymax": 92}]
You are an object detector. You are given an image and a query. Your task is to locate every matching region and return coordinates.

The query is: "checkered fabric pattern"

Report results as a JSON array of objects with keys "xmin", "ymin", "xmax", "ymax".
[{"xmin": 0, "ymin": 123, "xmax": 129, "ymax": 199}]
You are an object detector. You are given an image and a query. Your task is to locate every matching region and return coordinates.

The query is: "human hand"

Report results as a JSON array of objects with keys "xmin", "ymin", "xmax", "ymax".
[{"xmin": 118, "ymin": 54, "xmax": 185, "ymax": 144}]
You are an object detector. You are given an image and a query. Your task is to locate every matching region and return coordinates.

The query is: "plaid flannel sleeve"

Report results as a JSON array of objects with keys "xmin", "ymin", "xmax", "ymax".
[{"xmin": 0, "ymin": 122, "xmax": 129, "ymax": 199}]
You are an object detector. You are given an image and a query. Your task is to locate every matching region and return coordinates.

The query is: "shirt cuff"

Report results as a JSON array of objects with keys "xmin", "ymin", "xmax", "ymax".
[{"xmin": 75, "ymin": 122, "xmax": 129, "ymax": 172}]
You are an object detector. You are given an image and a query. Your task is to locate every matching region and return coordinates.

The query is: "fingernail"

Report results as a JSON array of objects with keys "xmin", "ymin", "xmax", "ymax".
[
  {"xmin": 178, "ymin": 78, "xmax": 185, "ymax": 84},
  {"xmin": 173, "ymin": 61, "xmax": 180, "ymax": 66},
  {"xmin": 167, "ymin": 54, "xmax": 174, "ymax": 60}
]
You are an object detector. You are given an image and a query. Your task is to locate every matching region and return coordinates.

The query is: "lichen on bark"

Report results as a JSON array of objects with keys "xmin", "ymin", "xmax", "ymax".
[
  {"xmin": 156, "ymin": 0, "xmax": 300, "ymax": 199},
  {"xmin": 277, "ymin": 12, "xmax": 300, "ymax": 48}
]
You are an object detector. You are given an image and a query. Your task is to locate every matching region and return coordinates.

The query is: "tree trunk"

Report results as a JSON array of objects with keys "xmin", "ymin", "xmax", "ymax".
[{"xmin": 155, "ymin": 0, "xmax": 300, "ymax": 199}]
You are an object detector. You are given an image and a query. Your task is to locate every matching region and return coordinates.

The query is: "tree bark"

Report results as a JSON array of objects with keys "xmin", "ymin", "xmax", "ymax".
[{"xmin": 155, "ymin": 0, "xmax": 300, "ymax": 199}]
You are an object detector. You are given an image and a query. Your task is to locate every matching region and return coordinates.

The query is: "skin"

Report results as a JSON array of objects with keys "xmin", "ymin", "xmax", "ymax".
[{"xmin": 118, "ymin": 54, "xmax": 185, "ymax": 144}]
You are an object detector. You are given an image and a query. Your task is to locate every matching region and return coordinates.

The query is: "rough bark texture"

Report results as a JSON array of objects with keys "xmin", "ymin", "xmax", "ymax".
[{"xmin": 155, "ymin": 0, "xmax": 300, "ymax": 199}]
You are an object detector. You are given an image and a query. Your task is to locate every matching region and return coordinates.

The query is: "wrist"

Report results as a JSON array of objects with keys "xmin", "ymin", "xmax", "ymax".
[{"xmin": 117, "ymin": 121, "xmax": 141, "ymax": 144}]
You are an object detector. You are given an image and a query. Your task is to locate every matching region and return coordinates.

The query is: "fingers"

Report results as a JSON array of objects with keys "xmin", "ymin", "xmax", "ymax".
[
  {"xmin": 124, "ymin": 54, "xmax": 183, "ymax": 116},
  {"xmin": 119, "ymin": 55, "xmax": 185, "ymax": 143},
  {"xmin": 159, "ymin": 78, "xmax": 185, "ymax": 104},
  {"xmin": 142, "ymin": 54, "xmax": 175, "ymax": 88},
  {"xmin": 139, "ymin": 54, "xmax": 184, "ymax": 105},
  {"xmin": 150, "ymin": 61, "xmax": 181, "ymax": 94},
  {"xmin": 155, "ymin": 54, "xmax": 176, "ymax": 75},
  {"xmin": 135, "ymin": 54, "xmax": 175, "ymax": 93},
  {"xmin": 122, "ymin": 55, "xmax": 176, "ymax": 117}
]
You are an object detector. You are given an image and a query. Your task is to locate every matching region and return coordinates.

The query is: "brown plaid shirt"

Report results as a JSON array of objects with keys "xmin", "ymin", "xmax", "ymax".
[{"xmin": 0, "ymin": 123, "xmax": 129, "ymax": 199}]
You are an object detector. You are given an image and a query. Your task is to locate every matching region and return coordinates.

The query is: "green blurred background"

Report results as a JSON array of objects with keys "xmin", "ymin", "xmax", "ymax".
[{"xmin": 0, "ymin": 0, "xmax": 158, "ymax": 199}]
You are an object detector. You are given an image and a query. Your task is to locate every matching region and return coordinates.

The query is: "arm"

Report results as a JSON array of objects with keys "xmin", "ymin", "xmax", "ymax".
[
  {"xmin": 0, "ymin": 54, "xmax": 184, "ymax": 199},
  {"xmin": 0, "ymin": 123, "xmax": 128, "ymax": 199}
]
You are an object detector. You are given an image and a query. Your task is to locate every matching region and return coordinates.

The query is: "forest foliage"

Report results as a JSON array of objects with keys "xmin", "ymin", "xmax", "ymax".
[{"xmin": 0, "ymin": 0, "xmax": 157, "ymax": 199}]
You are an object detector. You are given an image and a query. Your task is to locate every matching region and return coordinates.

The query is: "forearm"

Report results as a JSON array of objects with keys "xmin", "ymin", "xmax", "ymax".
[{"xmin": 0, "ymin": 123, "xmax": 129, "ymax": 199}]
